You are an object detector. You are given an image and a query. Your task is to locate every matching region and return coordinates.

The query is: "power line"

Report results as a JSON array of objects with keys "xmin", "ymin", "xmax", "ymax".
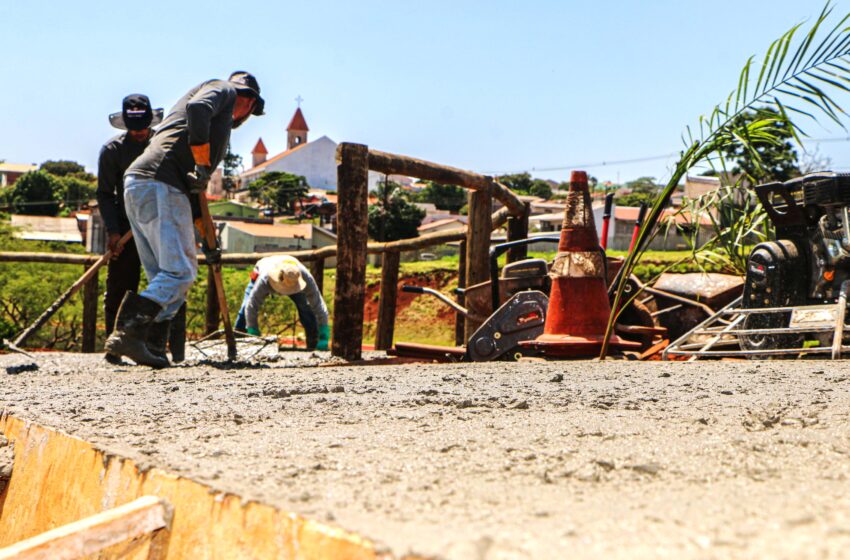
[
  {"xmin": 484, "ymin": 136, "xmax": 850, "ymax": 177},
  {"xmin": 483, "ymin": 153, "xmax": 679, "ymax": 176}
]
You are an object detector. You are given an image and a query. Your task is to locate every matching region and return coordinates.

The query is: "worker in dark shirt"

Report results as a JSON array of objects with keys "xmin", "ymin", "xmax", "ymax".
[
  {"xmin": 97, "ymin": 94, "xmax": 162, "ymax": 365},
  {"xmin": 105, "ymin": 72, "xmax": 264, "ymax": 368}
]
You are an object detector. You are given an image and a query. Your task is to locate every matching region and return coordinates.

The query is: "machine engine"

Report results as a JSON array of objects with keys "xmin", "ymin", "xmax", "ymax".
[{"xmin": 742, "ymin": 172, "xmax": 850, "ymax": 350}]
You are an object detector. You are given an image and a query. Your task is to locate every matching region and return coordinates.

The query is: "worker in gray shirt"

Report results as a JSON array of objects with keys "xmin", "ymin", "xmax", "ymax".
[
  {"xmin": 234, "ymin": 255, "xmax": 330, "ymax": 351},
  {"xmin": 106, "ymin": 71, "xmax": 264, "ymax": 368}
]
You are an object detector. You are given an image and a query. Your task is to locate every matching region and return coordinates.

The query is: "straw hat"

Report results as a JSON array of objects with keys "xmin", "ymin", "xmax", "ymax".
[{"xmin": 269, "ymin": 260, "xmax": 307, "ymax": 295}]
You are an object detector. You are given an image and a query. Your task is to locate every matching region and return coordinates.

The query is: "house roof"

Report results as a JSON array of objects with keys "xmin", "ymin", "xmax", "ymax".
[
  {"xmin": 417, "ymin": 217, "xmax": 468, "ymax": 232},
  {"xmin": 252, "ymin": 138, "xmax": 268, "ymax": 155},
  {"xmin": 686, "ymin": 175, "xmax": 721, "ymax": 185},
  {"xmin": 227, "ymin": 222, "xmax": 314, "ymax": 239},
  {"xmin": 614, "ymin": 206, "xmax": 713, "ymax": 226},
  {"xmin": 241, "ymin": 142, "xmax": 309, "ymax": 176},
  {"xmin": 531, "ymin": 201, "xmax": 567, "ymax": 210},
  {"xmin": 529, "ymin": 212, "xmax": 566, "ymax": 223},
  {"xmin": 0, "ymin": 163, "xmax": 37, "ymax": 174},
  {"xmin": 287, "ymin": 108, "xmax": 309, "ymax": 132}
]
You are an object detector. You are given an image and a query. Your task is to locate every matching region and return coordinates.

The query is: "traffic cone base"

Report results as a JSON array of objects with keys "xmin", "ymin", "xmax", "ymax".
[{"xmin": 520, "ymin": 332, "xmax": 638, "ymax": 358}]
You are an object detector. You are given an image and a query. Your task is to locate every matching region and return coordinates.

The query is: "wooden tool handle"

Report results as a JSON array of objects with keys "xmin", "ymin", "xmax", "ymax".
[
  {"xmin": 196, "ymin": 192, "xmax": 237, "ymax": 360},
  {"xmin": 13, "ymin": 231, "xmax": 133, "ymax": 348}
]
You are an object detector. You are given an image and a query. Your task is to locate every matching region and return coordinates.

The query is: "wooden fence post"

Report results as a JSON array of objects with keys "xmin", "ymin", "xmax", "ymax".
[
  {"xmin": 333, "ymin": 143, "xmax": 369, "ymax": 360},
  {"xmin": 455, "ymin": 239, "xmax": 467, "ymax": 346},
  {"xmin": 465, "ymin": 189, "xmax": 493, "ymax": 338},
  {"xmin": 310, "ymin": 258, "xmax": 325, "ymax": 294},
  {"xmin": 374, "ymin": 251, "xmax": 400, "ymax": 351},
  {"xmin": 205, "ymin": 266, "xmax": 220, "ymax": 335},
  {"xmin": 81, "ymin": 267, "xmax": 98, "ymax": 353},
  {"xmin": 506, "ymin": 202, "xmax": 530, "ymax": 263}
]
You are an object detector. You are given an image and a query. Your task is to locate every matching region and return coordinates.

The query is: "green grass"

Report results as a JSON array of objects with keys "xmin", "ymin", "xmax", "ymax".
[{"xmin": 0, "ymin": 228, "xmax": 729, "ymax": 350}]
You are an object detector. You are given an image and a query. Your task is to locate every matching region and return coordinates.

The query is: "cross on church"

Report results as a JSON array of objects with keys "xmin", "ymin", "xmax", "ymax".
[{"xmin": 295, "ymin": 95, "xmax": 304, "ymax": 107}]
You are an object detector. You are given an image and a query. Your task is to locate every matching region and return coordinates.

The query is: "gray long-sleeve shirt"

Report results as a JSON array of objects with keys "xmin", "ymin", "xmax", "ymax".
[
  {"xmin": 96, "ymin": 132, "xmax": 149, "ymax": 234},
  {"xmin": 126, "ymin": 79, "xmax": 236, "ymax": 194},
  {"xmin": 245, "ymin": 256, "xmax": 329, "ymax": 332}
]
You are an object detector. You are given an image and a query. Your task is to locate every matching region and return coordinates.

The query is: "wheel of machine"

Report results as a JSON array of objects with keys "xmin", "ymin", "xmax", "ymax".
[{"xmin": 739, "ymin": 240, "xmax": 806, "ymax": 356}]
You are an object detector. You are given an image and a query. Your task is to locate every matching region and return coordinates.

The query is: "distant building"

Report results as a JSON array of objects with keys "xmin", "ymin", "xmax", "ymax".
[
  {"xmin": 208, "ymin": 200, "xmax": 261, "ymax": 219},
  {"xmin": 11, "ymin": 215, "xmax": 83, "ymax": 243},
  {"xmin": 220, "ymin": 222, "xmax": 338, "ymax": 266},
  {"xmin": 241, "ymin": 106, "xmax": 384, "ymax": 191},
  {"xmin": 0, "ymin": 163, "xmax": 37, "ymax": 187},
  {"xmin": 417, "ymin": 217, "xmax": 468, "ymax": 234},
  {"xmin": 684, "ymin": 175, "xmax": 722, "ymax": 199},
  {"xmin": 529, "ymin": 200, "xmax": 606, "ymax": 241},
  {"xmin": 612, "ymin": 206, "xmax": 713, "ymax": 251}
]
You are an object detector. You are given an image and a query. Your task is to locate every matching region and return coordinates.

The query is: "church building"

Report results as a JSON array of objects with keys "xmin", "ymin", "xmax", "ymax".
[{"xmin": 241, "ymin": 105, "xmax": 383, "ymax": 191}]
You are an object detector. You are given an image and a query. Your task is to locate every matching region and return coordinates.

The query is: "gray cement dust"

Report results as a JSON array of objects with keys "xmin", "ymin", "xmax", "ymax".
[{"xmin": 2, "ymin": 352, "xmax": 850, "ymax": 559}]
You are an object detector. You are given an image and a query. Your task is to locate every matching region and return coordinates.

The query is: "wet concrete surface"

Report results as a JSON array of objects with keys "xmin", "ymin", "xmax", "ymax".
[{"xmin": 2, "ymin": 351, "xmax": 850, "ymax": 559}]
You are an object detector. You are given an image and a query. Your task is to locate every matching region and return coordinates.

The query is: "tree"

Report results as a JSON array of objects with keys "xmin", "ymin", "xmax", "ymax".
[
  {"xmin": 496, "ymin": 172, "xmax": 534, "ymax": 194},
  {"xmin": 368, "ymin": 181, "xmax": 425, "ymax": 242},
  {"xmin": 529, "ymin": 179, "xmax": 553, "ymax": 200},
  {"xmin": 248, "ymin": 171, "xmax": 309, "ymax": 215},
  {"xmin": 57, "ymin": 175, "xmax": 96, "ymax": 210},
  {"xmin": 222, "ymin": 143, "xmax": 243, "ymax": 193},
  {"xmin": 615, "ymin": 176, "xmax": 661, "ymax": 207},
  {"xmin": 40, "ymin": 160, "xmax": 89, "ymax": 178},
  {"xmin": 416, "ymin": 181, "xmax": 466, "ymax": 213},
  {"xmin": 9, "ymin": 171, "xmax": 61, "ymax": 215},
  {"xmin": 721, "ymin": 107, "xmax": 800, "ymax": 183},
  {"xmin": 38, "ymin": 160, "xmax": 96, "ymax": 211},
  {"xmin": 498, "ymin": 173, "xmax": 556, "ymax": 199}
]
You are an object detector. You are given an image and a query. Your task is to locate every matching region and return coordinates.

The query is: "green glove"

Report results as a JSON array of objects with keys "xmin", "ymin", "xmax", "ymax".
[
  {"xmin": 247, "ymin": 327, "xmax": 260, "ymax": 336},
  {"xmin": 317, "ymin": 324, "xmax": 330, "ymax": 350}
]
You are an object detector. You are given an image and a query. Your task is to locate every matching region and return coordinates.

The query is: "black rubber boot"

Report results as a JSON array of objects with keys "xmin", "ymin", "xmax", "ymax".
[
  {"xmin": 146, "ymin": 320, "xmax": 171, "ymax": 364},
  {"xmin": 104, "ymin": 292, "xmax": 169, "ymax": 369},
  {"xmin": 168, "ymin": 303, "xmax": 186, "ymax": 363}
]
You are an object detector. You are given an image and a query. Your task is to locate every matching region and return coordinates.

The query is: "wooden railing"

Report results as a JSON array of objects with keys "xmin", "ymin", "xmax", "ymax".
[
  {"xmin": 334, "ymin": 143, "xmax": 528, "ymax": 360},
  {"xmin": 0, "ymin": 144, "xmax": 528, "ymax": 359}
]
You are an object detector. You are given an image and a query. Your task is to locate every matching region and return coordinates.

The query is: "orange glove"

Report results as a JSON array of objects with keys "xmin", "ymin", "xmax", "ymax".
[{"xmin": 190, "ymin": 143, "xmax": 211, "ymax": 166}]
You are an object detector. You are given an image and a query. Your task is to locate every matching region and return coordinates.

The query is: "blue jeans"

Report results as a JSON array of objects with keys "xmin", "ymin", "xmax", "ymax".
[
  {"xmin": 235, "ymin": 279, "xmax": 319, "ymax": 346},
  {"xmin": 124, "ymin": 176, "xmax": 198, "ymax": 322}
]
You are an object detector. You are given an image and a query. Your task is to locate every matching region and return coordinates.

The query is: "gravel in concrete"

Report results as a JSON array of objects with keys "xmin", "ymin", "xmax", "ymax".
[{"xmin": 2, "ymin": 351, "xmax": 850, "ymax": 559}]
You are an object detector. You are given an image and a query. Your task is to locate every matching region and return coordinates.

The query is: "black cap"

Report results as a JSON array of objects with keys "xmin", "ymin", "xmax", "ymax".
[
  {"xmin": 108, "ymin": 94, "xmax": 163, "ymax": 131},
  {"xmin": 229, "ymin": 71, "xmax": 266, "ymax": 116}
]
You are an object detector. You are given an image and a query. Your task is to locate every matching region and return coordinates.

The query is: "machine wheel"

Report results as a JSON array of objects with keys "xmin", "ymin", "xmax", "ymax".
[{"xmin": 739, "ymin": 240, "xmax": 806, "ymax": 357}]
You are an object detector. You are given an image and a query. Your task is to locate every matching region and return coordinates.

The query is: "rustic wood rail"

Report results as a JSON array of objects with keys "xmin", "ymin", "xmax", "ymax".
[
  {"xmin": 335, "ymin": 143, "xmax": 527, "ymax": 360},
  {"xmin": 0, "ymin": 144, "xmax": 527, "ymax": 359}
]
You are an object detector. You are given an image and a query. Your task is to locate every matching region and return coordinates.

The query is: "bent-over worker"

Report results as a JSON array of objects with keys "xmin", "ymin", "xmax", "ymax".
[
  {"xmin": 105, "ymin": 71, "xmax": 265, "ymax": 368},
  {"xmin": 234, "ymin": 255, "xmax": 330, "ymax": 351}
]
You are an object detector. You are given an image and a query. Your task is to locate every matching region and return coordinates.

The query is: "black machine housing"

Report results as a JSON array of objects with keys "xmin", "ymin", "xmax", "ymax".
[{"xmin": 743, "ymin": 172, "xmax": 850, "ymax": 348}]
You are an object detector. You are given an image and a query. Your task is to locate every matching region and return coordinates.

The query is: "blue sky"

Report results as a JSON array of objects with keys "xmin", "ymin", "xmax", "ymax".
[{"xmin": 2, "ymin": 1, "xmax": 849, "ymax": 185}]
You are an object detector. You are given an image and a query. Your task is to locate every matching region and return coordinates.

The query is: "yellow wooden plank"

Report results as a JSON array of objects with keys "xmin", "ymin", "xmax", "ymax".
[{"xmin": 0, "ymin": 496, "xmax": 170, "ymax": 560}]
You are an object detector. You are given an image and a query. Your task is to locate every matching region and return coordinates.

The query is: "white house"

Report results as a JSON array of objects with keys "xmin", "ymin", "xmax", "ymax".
[
  {"xmin": 11, "ymin": 215, "xmax": 83, "ymax": 243},
  {"xmin": 241, "ymin": 107, "xmax": 383, "ymax": 191},
  {"xmin": 529, "ymin": 200, "xmax": 607, "ymax": 242},
  {"xmin": 220, "ymin": 222, "xmax": 338, "ymax": 266},
  {"xmin": 417, "ymin": 217, "xmax": 468, "ymax": 235}
]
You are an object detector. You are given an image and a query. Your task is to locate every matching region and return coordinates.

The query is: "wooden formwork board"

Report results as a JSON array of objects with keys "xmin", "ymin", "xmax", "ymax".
[{"xmin": 0, "ymin": 413, "xmax": 392, "ymax": 560}]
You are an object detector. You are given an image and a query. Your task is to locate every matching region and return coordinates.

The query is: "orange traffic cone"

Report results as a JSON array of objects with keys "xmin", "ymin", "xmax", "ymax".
[{"xmin": 520, "ymin": 170, "xmax": 640, "ymax": 358}]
